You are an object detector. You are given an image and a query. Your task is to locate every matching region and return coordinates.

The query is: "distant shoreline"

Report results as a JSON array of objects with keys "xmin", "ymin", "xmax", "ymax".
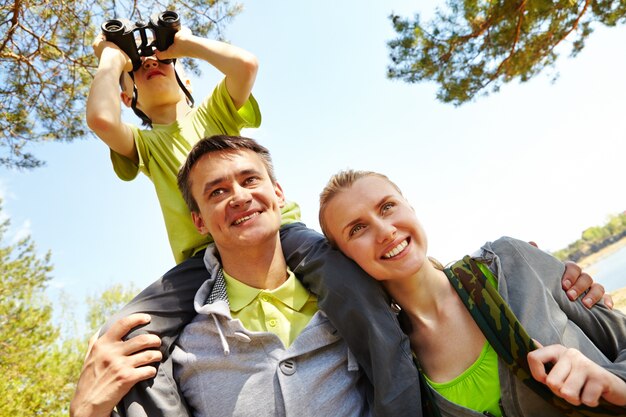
[
  {"xmin": 574, "ymin": 235, "xmax": 626, "ymax": 269},
  {"xmin": 572, "ymin": 236, "xmax": 626, "ymax": 313}
]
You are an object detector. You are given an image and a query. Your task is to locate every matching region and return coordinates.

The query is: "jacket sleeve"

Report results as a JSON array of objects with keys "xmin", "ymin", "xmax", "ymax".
[
  {"xmin": 490, "ymin": 237, "xmax": 626, "ymax": 382},
  {"xmin": 279, "ymin": 222, "xmax": 423, "ymax": 417}
]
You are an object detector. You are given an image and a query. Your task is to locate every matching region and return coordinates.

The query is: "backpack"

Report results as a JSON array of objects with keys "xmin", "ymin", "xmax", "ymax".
[{"xmin": 440, "ymin": 256, "xmax": 626, "ymax": 417}]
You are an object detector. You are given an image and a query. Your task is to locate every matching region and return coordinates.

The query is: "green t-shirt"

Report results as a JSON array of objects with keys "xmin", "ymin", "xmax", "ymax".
[{"xmin": 111, "ymin": 79, "xmax": 301, "ymax": 264}]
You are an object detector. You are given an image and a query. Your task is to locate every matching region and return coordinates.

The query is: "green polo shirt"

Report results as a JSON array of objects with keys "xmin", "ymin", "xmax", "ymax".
[{"xmin": 223, "ymin": 268, "xmax": 317, "ymax": 347}]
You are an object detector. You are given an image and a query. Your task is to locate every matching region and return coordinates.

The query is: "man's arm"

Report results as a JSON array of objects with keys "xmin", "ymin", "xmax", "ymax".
[
  {"xmin": 86, "ymin": 37, "xmax": 136, "ymax": 163},
  {"xmin": 155, "ymin": 29, "xmax": 258, "ymax": 110},
  {"xmin": 70, "ymin": 314, "xmax": 162, "ymax": 417},
  {"xmin": 562, "ymin": 261, "xmax": 613, "ymax": 309}
]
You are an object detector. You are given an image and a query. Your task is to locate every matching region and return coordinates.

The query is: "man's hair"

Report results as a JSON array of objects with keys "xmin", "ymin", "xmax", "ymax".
[
  {"xmin": 318, "ymin": 169, "xmax": 403, "ymax": 248},
  {"xmin": 177, "ymin": 135, "xmax": 276, "ymax": 213}
]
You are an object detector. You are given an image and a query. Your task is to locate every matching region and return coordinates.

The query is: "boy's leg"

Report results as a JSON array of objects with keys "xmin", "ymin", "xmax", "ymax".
[
  {"xmin": 101, "ymin": 250, "xmax": 208, "ymax": 356},
  {"xmin": 279, "ymin": 223, "xmax": 422, "ymax": 417},
  {"xmin": 100, "ymin": 251, "xmax": 208, "ymax": 417}
]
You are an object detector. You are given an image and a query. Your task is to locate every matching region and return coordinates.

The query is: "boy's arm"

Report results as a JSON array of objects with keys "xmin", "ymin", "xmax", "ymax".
[
  {"xmin": 155, "ymin": 30, "xmax": 258, "ymax": 110},
  {"xmin": 86, "ymin": 37, "xmax": 137, "ymax": 163}
]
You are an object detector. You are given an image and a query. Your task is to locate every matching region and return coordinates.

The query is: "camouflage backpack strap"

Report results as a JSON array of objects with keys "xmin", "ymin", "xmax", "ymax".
[{"xmin": 444, "ymin": 256, "xmax": 626, "ymax": 417}]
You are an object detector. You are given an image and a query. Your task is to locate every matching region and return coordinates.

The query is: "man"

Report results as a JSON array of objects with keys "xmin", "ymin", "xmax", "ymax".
[{"xmin": 71, "ymin": 136, "xmax": 371, "ymax": 417}]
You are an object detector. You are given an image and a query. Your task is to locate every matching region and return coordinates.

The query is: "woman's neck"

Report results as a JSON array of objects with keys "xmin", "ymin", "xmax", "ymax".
[{"xmin": 383, "ymin": 260, "xmax": 452, "ymax": 327}]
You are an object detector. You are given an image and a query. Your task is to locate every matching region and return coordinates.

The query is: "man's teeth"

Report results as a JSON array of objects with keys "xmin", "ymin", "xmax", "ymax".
[
  {"xmin": 233, "ymin": 212, "xmax": 259, "ymax": 225},
  {"xmin": 383, "ymin": 239, "xmax": 408, "ymax": 259}
]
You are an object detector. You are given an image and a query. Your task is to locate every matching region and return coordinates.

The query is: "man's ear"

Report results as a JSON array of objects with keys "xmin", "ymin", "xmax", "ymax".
[
  {"xmin": 274, "ymin": 182, "xmax": 286, "ymax": 208},
  {"xmin": 191, "ymin": 212, "xmax": 209, "ymax": 235}
]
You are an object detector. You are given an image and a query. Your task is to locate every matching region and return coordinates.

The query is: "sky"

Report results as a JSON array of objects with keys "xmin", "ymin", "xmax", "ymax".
[{"xmin": 1, "ymin": 0, "xmax": 625, "ymax": 325}]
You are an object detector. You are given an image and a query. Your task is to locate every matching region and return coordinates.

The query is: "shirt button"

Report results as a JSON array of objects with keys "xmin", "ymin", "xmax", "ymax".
[
  {"xmin": 268, "ymin": 319, "xmax": 277, "ymax": 327},
  {"xmin": 280, "ymin": 359, "xmax": 296, "ymax": 375},
  {"xmin": 261, "ymin": 295, "xmax": 270, "ymax": 302}
]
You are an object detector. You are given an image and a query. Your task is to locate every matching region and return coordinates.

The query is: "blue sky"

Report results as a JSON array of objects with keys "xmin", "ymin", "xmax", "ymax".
[{"xmin": 1, "ymin": 0, "xmax": 625, "ymax": 325}]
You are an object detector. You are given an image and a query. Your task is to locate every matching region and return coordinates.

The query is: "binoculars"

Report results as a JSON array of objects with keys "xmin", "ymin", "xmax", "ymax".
[{"xmin": 101, "ymin": 11, "xmax": 180, "ymax": 71}]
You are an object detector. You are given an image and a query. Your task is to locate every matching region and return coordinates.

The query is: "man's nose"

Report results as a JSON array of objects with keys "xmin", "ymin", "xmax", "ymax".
[{"xmin": 229, "ymin": 184, "xmax": 252, "ymax": 207}]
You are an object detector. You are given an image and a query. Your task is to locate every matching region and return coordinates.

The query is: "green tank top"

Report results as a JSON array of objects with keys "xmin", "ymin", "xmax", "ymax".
[{"xmin": 424, "ymin": 262, "xmax": 502, "ymax": 416}]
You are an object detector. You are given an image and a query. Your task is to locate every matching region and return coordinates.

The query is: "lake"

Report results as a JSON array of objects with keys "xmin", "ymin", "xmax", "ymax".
[{"xmin": 585, "ymin": 244, "xmax": 626, "ymax": 292}]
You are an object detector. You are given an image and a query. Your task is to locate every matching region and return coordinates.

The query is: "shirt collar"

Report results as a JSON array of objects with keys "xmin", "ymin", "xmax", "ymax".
[{"xmin": 223, "ymin": 268, "xmax": 310, "ymax": 312}]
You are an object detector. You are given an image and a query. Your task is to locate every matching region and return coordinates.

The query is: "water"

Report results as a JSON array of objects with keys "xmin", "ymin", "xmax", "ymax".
[{"xmin": 584, "ymin": 245, "xmax": 626, "ymax": 292}]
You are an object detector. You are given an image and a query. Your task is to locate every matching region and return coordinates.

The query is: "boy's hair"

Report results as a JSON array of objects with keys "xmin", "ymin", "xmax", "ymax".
[
  {"xmin": 319, "ymin": 169, "xmax": 402, "ymax": 248},
  {"xmin": 177, "ymin": 135, "xmax": 276, "ymax": 213}
]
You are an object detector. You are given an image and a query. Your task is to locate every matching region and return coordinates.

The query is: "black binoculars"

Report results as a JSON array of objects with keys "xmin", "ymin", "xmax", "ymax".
[{"xmin": 101, "ymin": 11, "xmax": 180, "ymax": 72}]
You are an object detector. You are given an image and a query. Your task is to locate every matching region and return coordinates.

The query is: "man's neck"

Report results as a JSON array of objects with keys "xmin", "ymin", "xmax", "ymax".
[{"xmin": 219, "ymin": 237, "xmax": 289, "ymax": 291}]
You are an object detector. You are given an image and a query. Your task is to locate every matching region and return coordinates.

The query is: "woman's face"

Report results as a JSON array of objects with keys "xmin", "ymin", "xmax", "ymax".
[{"xmin": 323, "ymin": 175, "xmax": 429, "ymax": 281}]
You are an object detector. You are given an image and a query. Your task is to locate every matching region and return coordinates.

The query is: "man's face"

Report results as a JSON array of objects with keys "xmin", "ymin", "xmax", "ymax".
[{"xmin": 189, "ymin": 149, "xmax": 285, "ymax": 254}]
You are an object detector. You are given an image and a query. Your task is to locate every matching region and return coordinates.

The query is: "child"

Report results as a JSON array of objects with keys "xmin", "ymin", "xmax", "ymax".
[{"xmin": 88, "ymin": 26, "xmax": 300, "ymax": 264}]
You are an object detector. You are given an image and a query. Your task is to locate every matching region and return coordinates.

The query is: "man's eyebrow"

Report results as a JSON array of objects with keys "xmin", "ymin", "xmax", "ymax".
[{"xmin": 201, "ymin": 169, "xmax": 263, "ymax": 195}]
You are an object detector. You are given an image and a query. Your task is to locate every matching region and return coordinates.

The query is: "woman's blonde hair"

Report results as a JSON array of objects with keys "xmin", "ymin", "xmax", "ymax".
[{"xmin": 318, "ymin": 169, "xmax": 444, "ymax": 270}]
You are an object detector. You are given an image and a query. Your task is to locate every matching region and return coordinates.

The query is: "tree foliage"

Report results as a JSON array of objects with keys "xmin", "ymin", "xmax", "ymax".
[
  {"xmin": 0, "ymin": 203, "xmax": 79, "ymax": 415},
  {"xmin": 86, "ymin": 282, "xmax": 139, "ymax": 332},
  {"xmin": 0, "ymin": 201, "xmax": 142, "ymax": 414},
  {"xmin": 554, "ymin": 211, "xmax": 626, "ymax": 262},
  {"xmin": 0, "ymin": 0, "xmax": 242, "ymax": 169},
  {"xmin": 388, "ymin": 0, "xmax": 626, "ymax": 105}
]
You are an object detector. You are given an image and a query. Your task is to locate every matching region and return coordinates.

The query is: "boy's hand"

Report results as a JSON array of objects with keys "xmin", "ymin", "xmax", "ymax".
[
  {"xmin": 528, "ymin": 341, "xmax": 626, "ymax": 407},
  {"xmin": 92, "ymin": 34, "xmax": 133, "ymax": 73},
  {"xmin": 154, "ymin": 27, "xmax": 193, "ymax": 61}
]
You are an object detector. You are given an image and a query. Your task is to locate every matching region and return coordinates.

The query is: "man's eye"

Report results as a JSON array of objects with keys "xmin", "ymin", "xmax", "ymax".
[
  {"xmin": 210, "ymin": 189, "xmax": 225, "ymax": 197},
  {"xmin": 244, "ymin": 176, "xmax": 260, "ymax": 185}
]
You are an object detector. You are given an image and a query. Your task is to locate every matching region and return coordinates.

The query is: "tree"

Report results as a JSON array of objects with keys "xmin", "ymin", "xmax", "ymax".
[
  {"xmin": 0, "ymin": 0, "xmax": 241, "ymax": 169},
  {"xmin": 86, "ymin": 282, "xmax": 139, "ymax": 332},
  {"xmin": 0, "ymin": 200, "xmax": 142, "ymax": 414},
  {"xmin": 0, "ymin": 202, "xmax": 80, "ymax": 415},
  {"xmin": 387, "ymin": 0, "xmax": 626, "ymax": 105}
]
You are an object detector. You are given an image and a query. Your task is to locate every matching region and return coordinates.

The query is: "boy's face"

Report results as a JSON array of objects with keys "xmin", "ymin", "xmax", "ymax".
[
  {"xmin": 189, "ymin": 149, "xmax": 285, "ymax": 255},
  {"xmin": 121, "ymin": 57, "xmax": 188, "ymax": 109}
]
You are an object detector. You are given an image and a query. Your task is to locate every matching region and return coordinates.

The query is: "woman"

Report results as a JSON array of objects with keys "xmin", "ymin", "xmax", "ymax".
[{"xmin": 318, "ymin": 169, "xmax": 626, "ymax": 417}]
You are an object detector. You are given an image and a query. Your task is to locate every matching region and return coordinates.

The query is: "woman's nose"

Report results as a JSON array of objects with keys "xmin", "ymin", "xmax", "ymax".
[{"xmin": 375, "ymin": 220, "xmax": 396, "ymax": 244}]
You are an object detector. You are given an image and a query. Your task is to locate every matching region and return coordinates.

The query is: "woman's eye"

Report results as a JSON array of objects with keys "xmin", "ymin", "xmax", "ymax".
[
  {"xmin": 382, "ymin": 202, "xmax": 395, "ymax": 213},
  {"xmin": 349, "ymin": 224, "xmax": 365, "ymax": 237}
]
